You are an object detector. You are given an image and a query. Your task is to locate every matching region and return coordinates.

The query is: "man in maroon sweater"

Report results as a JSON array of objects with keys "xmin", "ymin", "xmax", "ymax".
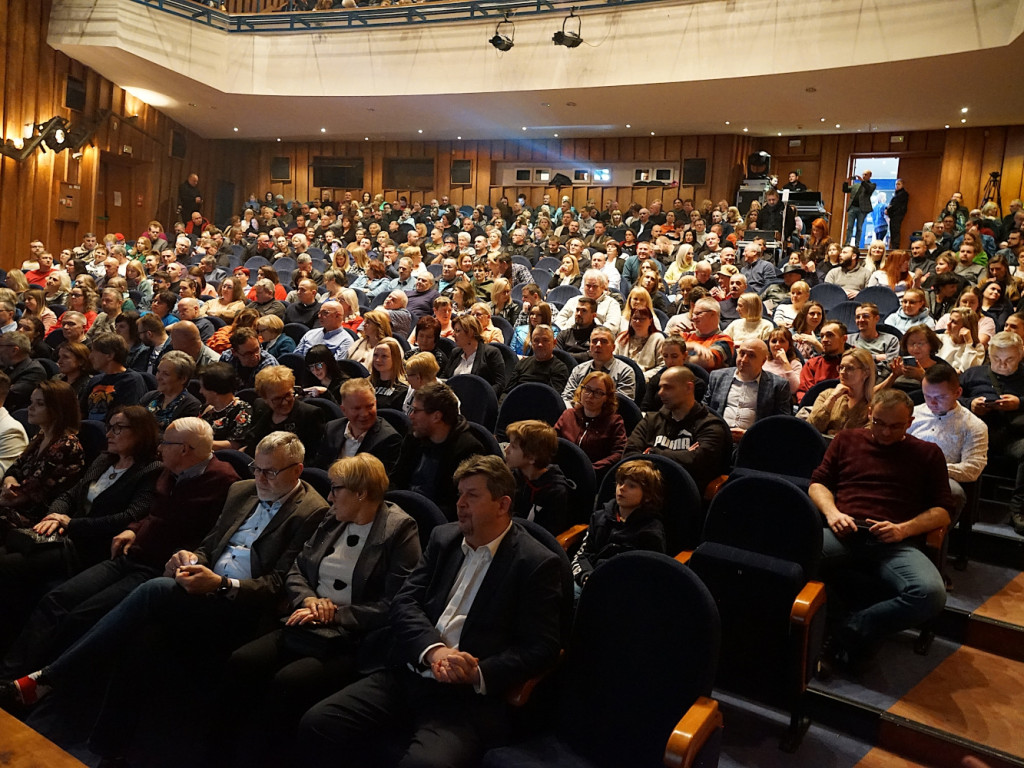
[
  {"xmin": 0, "ymin": 417, "xmax": 238, "ymax": 677},
  {"xmin": 796, "ymin": 321, "xmax": 847, "ymax": 402},
  {"xmin": 809, "ymin": 389, "xmax": 953, "ymax": 668}
]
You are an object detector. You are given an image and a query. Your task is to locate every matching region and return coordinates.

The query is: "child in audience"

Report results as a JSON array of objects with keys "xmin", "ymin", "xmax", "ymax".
[
  {"xmin": 570, "ymin": 460, "xmax": 666, "ymax": 597},
  {"xmin": 505, "ymin": 419, "xmax": 572, "ymax": 535}
]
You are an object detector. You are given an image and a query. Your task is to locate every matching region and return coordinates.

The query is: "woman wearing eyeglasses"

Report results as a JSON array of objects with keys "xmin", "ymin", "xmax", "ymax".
[
  {"xmin": 213, "ymin": 453, "xmax": 421, "ymax": 767},
  {"xmin": 245, "ymin": 366, "xmax": 325, "ymax": 457},
  {"xmin": 554, "ymin": 371, "xmax": 628, "ymax": 478},
  {"xmin": 803, "ymin": 348, "xmax": 875, "ymax": 436},
  {"xmin": 0, "ymin": 405, "xmax": 161, "ymax": 601}
]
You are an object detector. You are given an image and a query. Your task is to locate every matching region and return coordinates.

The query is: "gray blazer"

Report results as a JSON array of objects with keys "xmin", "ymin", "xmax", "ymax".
[
  {"xmin": 704, "ymin": 368, "xmax": 793, "ymax": 424},
  {"xmin": 194, "ymin": 479, "xmax": 328, "ymax": 608}
]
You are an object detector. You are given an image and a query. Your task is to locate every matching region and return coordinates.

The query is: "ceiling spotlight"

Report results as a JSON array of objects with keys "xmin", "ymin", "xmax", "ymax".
[
  {"xmin": 835, "ymin": 124, "xmax": 841, "ymax": 128},
  {"xmin": 625, "ymin": 124, "xmax": 631, "ymax": 128},
  {"xmin": 945, "ymin": 124, "xmax": 950, "ymax": 129},
  {"xmin": 522, "ymin": 126, "xmax": 527, "ymax": 131},
  {"xmin": 961, "ymin": 118, "xmax": 967, "ymax": 123},
  {"xmin": 961, "ymin": 107, "xmax": 969, "ymax": 113},
  {"xmin": 233, "ymin": 127, "xmax": 239, "ymax": 132},
  {"xmin": 725, "ymin": 121, "xmax": 730, "ymax": 125},
  {"xmin": 742, "ymin": 127, "xmax": 748, "ymax": 133},
  {"xmin": 777, "ymin": 132, "xmax": 782, "ymax": 136},
  {"xmin": 417, "ymin": 129, "xmax": 423, "ymax": 134},
  {"xmin": 489, "ymin": 14, "xmax": 515, "ymax": 51},
  {"xmin": 276, "ymin": 138, "xmax": 281, "ymax": 142},
  {"xmin": 364, "ymin": 137, "xmax": 369, "ymax": 141},
  {"xmin": 457, "ymin": 136, "xmax": 462, "ymax": 140},
  {"xmin": 554, "ymin": 133, "xmax": 559, "ymax": 137},
  {"xmin": 553, "ymin": 8, "xmax": 583, "ymax": 48},
  {"xmin": 650, "ymin": 131, "xmax": 655, "ymax": 136},
  {"xmin": 320, "ymin": 127, "xmax": 326, "ymax": 133}
]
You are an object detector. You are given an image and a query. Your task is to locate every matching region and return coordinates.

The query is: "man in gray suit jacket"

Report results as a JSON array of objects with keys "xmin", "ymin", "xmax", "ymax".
[
  {"xmin": 704, "ymin": 339, "xmax": 793, "ymax": 444},
  {"xmin": 4, "ymin": 431, "xmax": 328, "ymax": 763}
]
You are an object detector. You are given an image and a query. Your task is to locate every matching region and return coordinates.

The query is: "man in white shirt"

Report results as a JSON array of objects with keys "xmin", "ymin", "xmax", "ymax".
[
  {"xmin": 300, "ymin": 455, "xmax": 565, "ymax": 767},
  {"xmin": 294, "ymin": 301, "xmax": 354, "ymax": 360},
  {"xmin": 907, "ymin": 364, "xmax": 988, "ymax": 521},
  {"xmin": 554, "ymin": 270, "xmax": 622, "ymax": 332}
]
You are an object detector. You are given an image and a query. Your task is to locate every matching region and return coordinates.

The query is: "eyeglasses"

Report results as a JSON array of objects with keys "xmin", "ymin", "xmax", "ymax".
[
  {"xmin": 159, "ymin": 440, "xmax": 188, "ymax": 447},
  {"xmin": 248, "ymin": 462, "xmax": 298, "ymax": 480},
  {"xmin": 268, "ymin": 391, "xmax": 296, "ymax": 405},
  {"xmin": 308, "ymin": 362, "xmax": 325, "ymax": 371},
  {"xmin": 107, "ymin": 423, "xmax": 131, "ymax": 435},
  {"xmin": 582, "ymin": 386, "xmax": 607, "ymax": 397},
  {"xmin": 329, "ymin": 484, "xmax": 348, "ymax": 495}
]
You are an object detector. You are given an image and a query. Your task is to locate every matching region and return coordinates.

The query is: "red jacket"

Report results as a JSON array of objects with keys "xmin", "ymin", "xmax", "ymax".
[{"xmin": 554, "ymin": 406, "xmax": 628, "ymax": 475}]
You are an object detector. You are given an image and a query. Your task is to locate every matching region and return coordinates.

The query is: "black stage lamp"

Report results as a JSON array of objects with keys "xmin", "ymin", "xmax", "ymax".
[{"xmin": 553, "ymin": 9, "xmax": 582, "ymax": 48}]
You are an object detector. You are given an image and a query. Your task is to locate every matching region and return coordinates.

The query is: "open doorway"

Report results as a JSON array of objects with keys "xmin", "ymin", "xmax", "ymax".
[{"xmin": 845, "ymin": 155, "xmax": 941, "ymax": 250}]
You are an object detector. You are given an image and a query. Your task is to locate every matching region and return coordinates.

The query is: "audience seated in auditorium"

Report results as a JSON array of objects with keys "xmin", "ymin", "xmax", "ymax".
[
  {"xmin": 141, "ymin": 350, "xmax": 203, "ymax": 431},
  {"xmin": 625, "ymin": 365, "xmax": 731, "ymax": 491},
  {"xmin": 505, "ymin": 419, "xmax": 571, "ymax": 534},
  {"xmin": 504, "ymin": 324, "xmax": 569, "ymax": 398},
  {"xmin": 705, "ymin": 339, "xmax": 792, "ymax": 443},
  {"xmin": 245, "ymin": 366, "xmax": 325, "ymax": 456},
  {"xmin": 810, "ymin": 390, "xmax": 954, "ymax": 672},
  {"xmin": 82, "ymin": 333, "xmax": 149, "ymax": 421},
  {"xmin": 570, "ymin": 459, "xmax": 666, "ymax": 597},
  {"xmin": 562, "ymin": 326, "xmax": 635, "ymax": 404},
  {"xmin": 391, "ymin": 381, "xmax": 485, "ymax": 520}
]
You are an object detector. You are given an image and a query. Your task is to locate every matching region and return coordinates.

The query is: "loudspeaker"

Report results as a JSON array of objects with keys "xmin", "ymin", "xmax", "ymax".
[
  {"xmin": 682, "ymin": 158, "xmax": 707, "ymax": 185},
  {"xmin": 270, "ymin": 157, "xmax": 291, "ymax": 182},
  {"xmin": 66, "ymin": 77, "xmax": 86, "ymax": 112},
  {"xmin": 451, "ymin": 160, "xmax": 472, "ymax": 185}
]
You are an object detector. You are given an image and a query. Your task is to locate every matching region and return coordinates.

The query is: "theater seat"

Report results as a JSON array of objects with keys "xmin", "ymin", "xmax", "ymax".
[
  {"xmin": 483, "ymin": 552, "xmax": 722, "ymax": 768},
  {"xmin": 683, "ymin": 475, "xmax": 825, "ymax": 751}
]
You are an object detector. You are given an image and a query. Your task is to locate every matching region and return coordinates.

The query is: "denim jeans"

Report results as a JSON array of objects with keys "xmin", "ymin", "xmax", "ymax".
[
  {"xmin": 845, "ymin": 207, "xmax": 869, "ymax": 247},
  {"xmin": 822, "ymin": 528, "xmax": 946, "ymax": 649}
]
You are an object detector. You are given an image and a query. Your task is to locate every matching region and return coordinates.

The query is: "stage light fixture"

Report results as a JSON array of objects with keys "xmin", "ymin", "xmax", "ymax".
[
  {"xmin": 552, "ymin": 8, "xmax": 582, "ymax": 48},
  {"xmin": 489, "ymin": 13, "xmax": 515, "ymax": 51}
]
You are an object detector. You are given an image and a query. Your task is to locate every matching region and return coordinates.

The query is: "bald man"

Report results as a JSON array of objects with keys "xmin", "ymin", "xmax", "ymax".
[
  {"xmin": 169, "ymin": 321, "xmax": 220, "ymax": 371},
  {"xmin": 703, "ymin": 339, "xmax": 793, "ymax": 443}
]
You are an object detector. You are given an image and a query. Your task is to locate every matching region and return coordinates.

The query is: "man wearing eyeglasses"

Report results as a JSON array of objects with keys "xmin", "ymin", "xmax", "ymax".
[
  {"xmin": 0, "ymin": 432, "xmax": 328, "ymax": 761},
  {"xmin": 0, "ymin": 418, "xmax": 239, "ymax": 679},
  {"xmin": 810, "ymin": 389, "xmax": 953, "ymax": 673},
  {"xmin": 0, "ymin": 332, "xmax": 46, "ymax": 411},
  {"xmin": 884, "ymin": 288, "xmax": 936, "ymax": 333},
  {"xmin": 294, "ymin": 301, "xmax": 354, "ymax": 361}
]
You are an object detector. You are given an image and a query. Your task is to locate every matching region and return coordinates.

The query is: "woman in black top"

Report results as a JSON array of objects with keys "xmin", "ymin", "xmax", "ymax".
[
  {"xmin": 303, "ymin": 344, "xmax": 347, "ymax": 404},
  {"xmin": 370, "ymin": 338, "xmax": 409, "ymax": 411}
]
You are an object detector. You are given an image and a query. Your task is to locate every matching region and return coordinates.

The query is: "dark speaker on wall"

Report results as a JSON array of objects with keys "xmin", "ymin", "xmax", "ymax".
[
  {"xmin": 170, "ymin": 129, "xmax": 187, "ymax": 160},
  {"xmin": 66, "ymin": 76, "xmax": 86, "ymax": 112},
  {"xmin": 682, "ymin": 158, "xmax": 707, "ymax": 185},
  {"xmin": 451, "ymin": 160, "xmax": 472, "ymax": 185},
  {"xmin": 270, "ymin": 157, "xmax": 291, "ymax": 182}
]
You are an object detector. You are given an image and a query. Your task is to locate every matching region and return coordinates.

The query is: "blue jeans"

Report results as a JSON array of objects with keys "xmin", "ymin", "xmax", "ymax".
[
  {"xmin": 821, "ymin": 528, "xmax": 946, "ymax": 649},
  {"xmin": 845, "ymin": 207, "xmax": 869, "ymax": 246}
]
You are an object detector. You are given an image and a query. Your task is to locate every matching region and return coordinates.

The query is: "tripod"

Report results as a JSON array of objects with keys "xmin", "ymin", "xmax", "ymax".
[{"xmin": 981, "ymin": 172, "xmax": 1002, "ymax": 213}]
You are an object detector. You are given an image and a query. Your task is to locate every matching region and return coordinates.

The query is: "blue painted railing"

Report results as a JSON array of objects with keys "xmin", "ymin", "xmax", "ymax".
[{"xmin": 133, "ymin": 0, "xmax": 664, "ymax": 32}]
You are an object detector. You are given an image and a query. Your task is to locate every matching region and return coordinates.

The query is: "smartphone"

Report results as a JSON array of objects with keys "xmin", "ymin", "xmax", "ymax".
[{"xmin": 901, "ymin": 356, "xmax": 917, "ymax": 367}]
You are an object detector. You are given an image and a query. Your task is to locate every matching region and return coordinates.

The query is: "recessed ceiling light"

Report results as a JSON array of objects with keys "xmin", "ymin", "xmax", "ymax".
[
  {"xmin": 820, "ymin": 118, "xmax": 826, "ymax": 122},
  {"xmin": 725, "ymin": 121, "xmax": 730, "ymax": 125},
  {"xmin": 232, "ymin": 127, "xmax": 238, "ymax": 132},
  {"xmin": 417, "ymin": 129, "xmax": 423, "ymax": 134},
  {"xmin": 457, "ymin": 136, "xmax": 462, "ymax": 140},
  {"xmin": 742, "ymin": 127, "xmax": 748, "ymax": 133},
  {"xmin": 522, "ymin": 126, "xmax": 527, "ymax": 131},
  {"xmin": 276, "ymin": 138, "xmax": 281, "ymax": 142},
  {"xmin": 961, "ymin": 118, "xmax": 967, "ymax": 123},
  {"xmin": 364, "ymin": 137, "xmax": 369, "ymax": 141},
  {"xmin": 553, "ymin": 133, "xmax": 559, "ymax": 137},
  {"xmin": 541, "ymin": 103, "xmax": 550, "ymax": 107},
  {"xmin": 188, "ymin": 102, "xmax": 198, "ymax": 108},
  {"xmin": 320, "ymin": 127, "xmax": 326, "ymax": 133},
  {"xmin": 625, "ymin": 124, "xmax": 631, "ymax": 128},
  {"xmin": 835, "ymin": 124, "xmax": 841, "ymax": 128},
  {"xmin": 650, "ymin": 131, "xmax": 655, "ymax": 136},
  {"xmin": 777, "ymin": 132, "xmax": 782, "ymax": 136},
  {"xmin": 961, "ymin": 107, "xmax": 969, "ymax": 113},
  {"xmin": 945, "ymin": 124, "xmax": 950, "ymax": 129}
]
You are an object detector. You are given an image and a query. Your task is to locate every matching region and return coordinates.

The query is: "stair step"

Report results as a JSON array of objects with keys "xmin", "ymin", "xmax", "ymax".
[{"xmin": 853, "ymin": 747, "xmax": 932, "ymax": 767}]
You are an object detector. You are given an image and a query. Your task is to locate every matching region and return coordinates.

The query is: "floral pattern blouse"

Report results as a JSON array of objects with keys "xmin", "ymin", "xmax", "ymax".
[
  {"xmin": 1, "ymin": 432, "xmax": 85, "ymax": 525},
  {"xmin": 201, "ymin": 398, "xmax": 254, "ymax": 445}
]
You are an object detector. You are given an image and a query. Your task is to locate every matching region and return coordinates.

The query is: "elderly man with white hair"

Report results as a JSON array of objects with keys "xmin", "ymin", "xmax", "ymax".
[{"xmin": 554, "ymin": 269, "xmax": 622, "ymax": 332}]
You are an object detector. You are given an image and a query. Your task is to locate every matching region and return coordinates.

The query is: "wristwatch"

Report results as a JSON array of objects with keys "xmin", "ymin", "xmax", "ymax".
[{"xmin": 215, "ymin": 575, "xmax": 231, "ymax": 596}]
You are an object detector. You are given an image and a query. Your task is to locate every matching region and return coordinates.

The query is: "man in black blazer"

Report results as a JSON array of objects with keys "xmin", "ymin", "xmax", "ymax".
[
  {"xmin": 300, "ymin": 455, "xmax": 566, "ymax": 767},
  {"xmin": 4, "ymin": 432, "xmax": 328, "ymax": 762},
  {"xmin": 703, "ymin": 339, "xmax": 793, "ymax": 443},
  {"xmin": 313, "ymin": 378, "xmax": 402, "ymax": 472}
]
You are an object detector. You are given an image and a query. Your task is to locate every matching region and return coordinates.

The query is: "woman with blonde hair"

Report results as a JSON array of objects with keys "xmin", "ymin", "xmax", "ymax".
[
  {"xmin": 724, "ymin": 293, "xmax": 773, "ymax": 343},
  {"xmin": 549, "ymin": 254, "xmax": 581, "ymax": 289},
  {"xmin": 346, "ymin": 245, "xmax": 370, "ymax": 284},
  {"xmin": 403, "ymin": 352, "xmax": 441, "ymax": 414},
  {"xmin": 618, "ymin": 286, "xmax": 658, "ymax": 333},
  {"xmin": 614, "ymin": 305, "xmax": 664, "ymax": 377},
  {"xmin": 468, "ymin": 303, "xmax": 504, "ymax": 344},
  {"xmin": 805, "ymin": 347, "xmax": 875, "ymax": 436},
  {"xmin": 937, "ymin": 307, "xmax": 986, "ymax": 373},
  {"xmin": 337, "ymin": 288, "xmax": 363, "ymax": 332},
  {"xmin": 512, "ymin": 301, "xmax": 553, "ymax": 356},
  {"xmin": 488, "ymin": 277, "xmax": 520, "ymax": 328},
  {"xmin": 663, "ymin": 243, "xmax": 696, "ymax": 284},
  {"xmin": 370, "ymin": 337, "xmax": 409, "ymax": 411},
  {"xmin": 346, "ymin": 309, "xmax": 391, "ymax": 369}
]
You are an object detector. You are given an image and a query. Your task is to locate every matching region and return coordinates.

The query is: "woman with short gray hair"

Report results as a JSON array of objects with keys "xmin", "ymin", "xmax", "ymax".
[{"xmin": 142, "ymin": 350, "xmax": 202, "ymax": 432}]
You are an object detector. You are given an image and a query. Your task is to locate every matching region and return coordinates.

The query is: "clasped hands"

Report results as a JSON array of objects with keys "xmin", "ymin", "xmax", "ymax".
[
  {"xmin": 827, "ymin": 511, "xmax": 905, "ymax": 543},
  {"xmin": 426, "ymin": 646, "xmax": 481, "ymax": 686},
  {"xmin": 164, "ymin": 549, "xmax": 222, "ymax": 594}
]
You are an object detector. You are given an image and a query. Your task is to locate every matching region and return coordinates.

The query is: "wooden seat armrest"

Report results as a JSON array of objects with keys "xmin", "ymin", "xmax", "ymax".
[
  {"xmin": 703, "ymin": 474, "xmax": 730, "ymax": 502},
  {"xmin": 925, "ymin": 526, "xmax": 946, "ymax": 551},
  {"xmin": 675, "ymin": 550, "xmax": 694, "ymax": 565},
  {"xmin": 790, "ymin": 581, "xmax": 826, "ymax": 626},
  {"xmin": 506, "ymin": 650, "xmax": 565, "ymax": 707},
  {"xmin": 556, "ymin": 524, "xmax": 588, "ymax": 551},
  {"xmin": 663, "ymin": 696, "xmax": 722, "ymax": 768}
]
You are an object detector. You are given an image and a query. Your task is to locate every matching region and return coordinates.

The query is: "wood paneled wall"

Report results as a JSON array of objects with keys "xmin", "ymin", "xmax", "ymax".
[
  {"xmin": 0, "ymin": 0, "xmax": 237, "ymax": 271},
  {"xmin": 2, "ymin": 0, "xmax": 1023, "ymax": 271},
  {"xmin": 219, "ymin": 134, "xmax": 750, "ymax": 221}
]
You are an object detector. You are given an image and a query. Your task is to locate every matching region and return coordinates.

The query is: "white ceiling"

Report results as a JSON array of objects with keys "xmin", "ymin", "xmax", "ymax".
[{"xmin": 55, "ymin": 15, "xmax": 1024, "ymax": 142}]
